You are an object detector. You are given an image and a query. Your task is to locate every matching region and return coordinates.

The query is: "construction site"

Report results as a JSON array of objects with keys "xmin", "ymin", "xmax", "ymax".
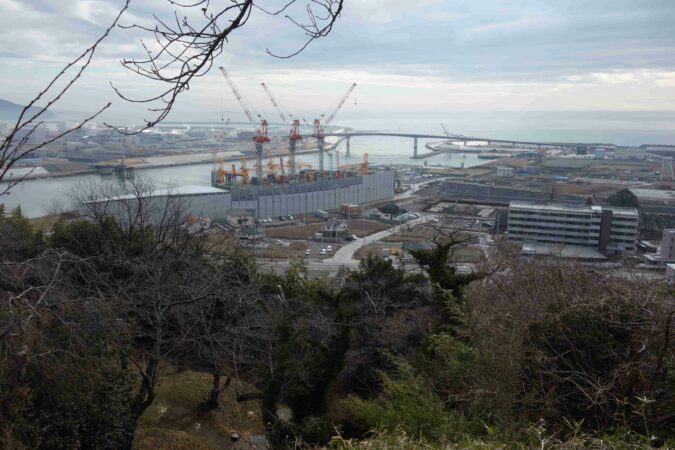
[{"xmin": 205, "ymin": 68, "xmax": 395, "ymax": 218}]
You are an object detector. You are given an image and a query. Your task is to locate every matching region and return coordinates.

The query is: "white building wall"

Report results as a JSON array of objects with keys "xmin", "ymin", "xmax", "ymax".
[{"xmin": 230, "ymin": 171, "xmax": 394, "ymax": 218}]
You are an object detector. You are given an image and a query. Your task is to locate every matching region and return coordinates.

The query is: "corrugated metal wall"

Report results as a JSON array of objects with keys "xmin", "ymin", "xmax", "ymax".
[
  {"xmin": 90, "ymin": 172, "xmax": 394, "ymax": 223},
  {"xmin": 230, "ymin": 171, "xmax": 394, "ymax": 218}
]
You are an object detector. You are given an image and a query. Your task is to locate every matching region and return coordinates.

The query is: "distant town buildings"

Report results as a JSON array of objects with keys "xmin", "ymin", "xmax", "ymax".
[
  {"xmin": 507, "ymin": 201, "xmax": 639, "ymax": 255},
  {"xmin": 496, "ymin": 165, "xmax": 515, "ymax": 177},
  {"xmin": 614, "ymin": 147, "xmax": 646, "ymax": 160},
  {"xmin": 9, "ymin": 123, "xmax": 46, "ymax": 150}
]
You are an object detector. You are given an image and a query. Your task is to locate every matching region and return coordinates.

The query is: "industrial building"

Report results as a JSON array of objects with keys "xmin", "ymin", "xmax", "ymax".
[
  {"xmin": 83, "ymin": 170, "xmax": 395, "ymax": 224},
  {"xmin": 507, "ymin": 201, "xmax": 639, "ymax": 255},
  {"xmin": 662, "ymin": 229, "xmax": 675, "ymax": 261},
  {"xmin": 614, "ymin": 147, "xmax": 646, "ymax": 160},
  {"xmin": 496, "ymin": 165, "xmax": 515, "ymax": 177},
  {"xmin": 644, "ymin": 229, "xmax": 675, "ymax": 266}
]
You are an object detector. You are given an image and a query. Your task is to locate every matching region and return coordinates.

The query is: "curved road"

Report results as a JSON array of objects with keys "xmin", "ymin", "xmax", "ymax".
[{"xmin": 320, "ymin": 215, "xmax": 436, "ymax": 265}]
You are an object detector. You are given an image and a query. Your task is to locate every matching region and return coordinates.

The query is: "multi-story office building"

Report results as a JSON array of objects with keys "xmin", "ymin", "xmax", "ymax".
[
  {"xmin": 507, "ymin": 202, "xmax": 639, "ymax": 254},
  {"xmin": 661, "ymin": 229, "xmax": 675, "ymax": 262}
]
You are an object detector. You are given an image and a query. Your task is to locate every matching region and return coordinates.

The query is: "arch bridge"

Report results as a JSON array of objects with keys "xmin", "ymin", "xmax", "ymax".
[{"xmin": 323, "ymin": 131, "xmax": 615, "ymax": 158}]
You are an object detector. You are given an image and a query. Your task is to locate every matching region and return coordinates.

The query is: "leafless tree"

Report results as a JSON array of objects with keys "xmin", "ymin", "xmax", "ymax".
[
  {"xmin": 0, "ymin": 249, "xmax": 101, "ymax": 427},
  {"xmin": 464, "ymin": 257, "xmax": 674, "ymax": 432},
  {"xmin": 0, "ymin": 1, "xmax": 131, "ymax": 195},
  {"xmin": 1, "ymin": 0, "xmax": 345, "ymax": 195},
  {"xmin": 67, "ymin": 177, "xmax": 223, "ymax": 256},
  {"xmin": 109, "ymin": 0, "xmax": 344, "ymax": 132}
]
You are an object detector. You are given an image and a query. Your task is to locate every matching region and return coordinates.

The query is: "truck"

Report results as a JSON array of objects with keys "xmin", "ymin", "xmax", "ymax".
[
  {"xmin": 314, "ymin": 210, "xmax": 329, "ymax": 219},
  {"xmin": 340, "ymin": 203, "xmax": 361, "ymax": 218}
]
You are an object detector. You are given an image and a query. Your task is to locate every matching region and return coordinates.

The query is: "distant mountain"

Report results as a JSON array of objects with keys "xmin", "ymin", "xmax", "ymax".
[{"xmin": 0, "ymin": 98, "xmax": 54, "ymax": 121}]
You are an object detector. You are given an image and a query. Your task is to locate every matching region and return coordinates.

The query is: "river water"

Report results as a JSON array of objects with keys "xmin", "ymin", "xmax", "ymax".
[
  {"xmin": 2, "ymin": 137, "xmax": 477, "ymax": 217},
  {"xmin": 3, "ymin": 111, "xmax": 675, "ymax": 217}
]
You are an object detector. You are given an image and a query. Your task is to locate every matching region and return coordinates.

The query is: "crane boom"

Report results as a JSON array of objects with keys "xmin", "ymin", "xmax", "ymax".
[
  {"xmin": 440, "ymin": 123, "xmax": 451, "ymax": 139},
  {"xmin": 219, "ymin": 66, "xmax": 257, "ymax": 124},
  {"xmin": 261, "ymin": 83, "xmax": 288, "ymax": 123},
  {"xmin": 324, "ymin": 83, "xmax": 357, "ymax": 125}
]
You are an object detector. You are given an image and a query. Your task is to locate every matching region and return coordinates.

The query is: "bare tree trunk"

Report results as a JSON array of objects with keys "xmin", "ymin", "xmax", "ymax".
[
  {"xmin": 205, "ymin": 374, "xmax": 231, "ymax": 409},
  {"xmin": 132, "ymin": 357, "xmax": 159, "ymax": 420}
]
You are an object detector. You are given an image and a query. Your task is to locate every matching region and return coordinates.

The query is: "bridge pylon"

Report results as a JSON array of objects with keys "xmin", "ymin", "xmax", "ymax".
[
  {"xmin": 413, "ymin": 137, "xmax": 418, "ymax": 157},
  {"xmin": 346, "ymin": 137, "xmax": 351, "ymax": 156}
]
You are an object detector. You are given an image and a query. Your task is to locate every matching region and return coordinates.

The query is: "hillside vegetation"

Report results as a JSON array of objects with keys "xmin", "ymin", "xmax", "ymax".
[{"xmin": 0, "ymin": 196, "xmax": 673, "ymax": 449}]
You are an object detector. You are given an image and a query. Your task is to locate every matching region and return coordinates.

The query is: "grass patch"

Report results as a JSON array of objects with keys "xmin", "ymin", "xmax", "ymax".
[
  {"xmin": 266, "ymin": 219, "xmax": 390, "ymax": 240},
  {"xmin": 134, "ymin": 369, "xmax": 264, "ymax": 450},
  {"xmin": 354, "ymin": 243, "xmax": 402, "ymax": 260},
  {"xmin": 449, "ymin": 247, "xmax": 483, "ymax": 263}
]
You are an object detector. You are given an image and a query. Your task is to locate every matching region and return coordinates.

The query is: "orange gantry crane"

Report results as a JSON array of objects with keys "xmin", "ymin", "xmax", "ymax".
[
  {"xmin": 219, "ymin": 66, "xmax": 269, "ymax": 182},
  {"xmin": 260, "ymin": 82, "xmax": 304, "ymax": 179},
  {"xmin": 239, "ymin": 158, "xmax": 250, "ymax": 184},
  {"xmin": 313, "ymin": 83, "xmax": 357, "ymax": 179}
]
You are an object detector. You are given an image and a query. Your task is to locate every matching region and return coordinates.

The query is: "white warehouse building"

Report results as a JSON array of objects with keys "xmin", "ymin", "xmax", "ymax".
[
  {"xmin": 507, "ymin": 201, "xmax": 639, "ymax": 255},
  {"xmin": 82, "ymin": 171, "xmax": 396, "ymax": 225}
]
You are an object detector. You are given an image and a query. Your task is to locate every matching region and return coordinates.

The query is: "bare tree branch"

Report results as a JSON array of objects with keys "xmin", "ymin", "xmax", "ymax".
[{"xmin": 0, "ymin": 0, "xmax": 130, "ymax": 196}]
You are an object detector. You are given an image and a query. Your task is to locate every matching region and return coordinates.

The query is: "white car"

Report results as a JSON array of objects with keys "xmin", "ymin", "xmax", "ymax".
[
  {"xmin": 319, "ymin": 249, "xmax": 327, "ymax": 256},
  {"xmin": 326, "ymin": 245, "xmax": 332, "ymax": 252},
  {"xmin": 304, "ymin": 249, "xmax": 311, "ymax": 256}
]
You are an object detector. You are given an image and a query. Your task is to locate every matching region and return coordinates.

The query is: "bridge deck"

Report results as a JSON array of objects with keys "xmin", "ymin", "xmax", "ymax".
[{"xmin": 324, "ymin": 132, "xmax": 616, "ymax": 149}]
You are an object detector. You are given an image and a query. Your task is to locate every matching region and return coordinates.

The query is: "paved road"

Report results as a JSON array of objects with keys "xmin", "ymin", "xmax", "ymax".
[
  {"xmin": 394, "ymin": 177, "xmax": 449, "ymax": 201},
  {"xmin": 324, "ymin": 215, "xmax": 437, "ymax": 265}
]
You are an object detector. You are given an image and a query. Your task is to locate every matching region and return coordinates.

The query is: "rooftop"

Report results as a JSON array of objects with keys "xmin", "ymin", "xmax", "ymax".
[
  {"xmin": 629, "ymin": 189, "xmax": 675, "ymax": 201},
  {"xmin": 92, "ymin": 184, "xmax": 226, "ymax": 203},
  {"xmin": 509, "ymin": 201, "xmax": 638, "ymax": 217},
  {"xmin": 521, "ymin": 242, "xmax": 607, "ymax": 260}
]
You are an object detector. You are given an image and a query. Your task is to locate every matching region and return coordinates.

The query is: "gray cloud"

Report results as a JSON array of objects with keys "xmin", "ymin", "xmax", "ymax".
[{"xmin": 0, "ymin": 0, "xmax": 674, "ymax": 116}]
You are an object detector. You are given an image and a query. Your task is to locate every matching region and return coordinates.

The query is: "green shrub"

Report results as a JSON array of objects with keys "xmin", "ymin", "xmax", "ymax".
[{"xmin": 343, "ymin": 359, "xmax": 451, "ymax": 442}]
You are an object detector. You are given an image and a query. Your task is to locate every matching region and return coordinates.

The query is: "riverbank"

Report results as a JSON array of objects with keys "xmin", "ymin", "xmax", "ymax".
[{"xmin": 5, "ymin": 146, "xmax": 324, "ymax": 182}]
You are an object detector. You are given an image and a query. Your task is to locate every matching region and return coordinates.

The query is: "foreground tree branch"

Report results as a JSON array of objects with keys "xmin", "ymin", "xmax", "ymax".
[
  {"xmin": 108, "ymin": 0, "xmax": 344, "ymax": 132},
  {"xmin": 0, "ymin": 0, "xmax": 130, "ymax": 196}
]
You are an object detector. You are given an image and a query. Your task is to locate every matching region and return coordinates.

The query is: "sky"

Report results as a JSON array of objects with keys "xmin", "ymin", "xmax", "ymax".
[{"xmin": 1, "ymin": 0, "xmax": 675, "ymax": 124}]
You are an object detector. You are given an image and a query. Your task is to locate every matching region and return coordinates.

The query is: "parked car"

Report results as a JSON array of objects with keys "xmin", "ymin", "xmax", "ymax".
[
  {"xmin": 266, "ymin": 217, "xmax": 272, "ymax": 223},
  {"xmin": 279, "ymin": 216, "xmax": 286, "ymax": 221},
  {"xmin": 320, "ymin": 249, "xmax": 327, "ymax": 256},
  {"xmin": 288, "ymin": 215, "xmax": 295, "ymax": 220},
  {"xmin": 304, "ymin": 249, "xmax": 311, "ymax": 256},
  {"xmin": 326, "ymin": 245, "xmax": 332, "ymax": 252},
  {"xmin": 344, "ymin": 235, "xmax": 357, "ymax": 241}
]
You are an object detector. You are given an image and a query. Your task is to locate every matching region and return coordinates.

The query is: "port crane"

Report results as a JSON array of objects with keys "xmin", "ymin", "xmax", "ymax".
[
  {"xmin": 239, "ymin": 158, "xmax": 250, "ymax": 184},
  {"xmin": 219, "ymin": 66, "xmax": 269, "ymax": 182},
  {"xmin": 279, "ymin": 157, "xmax": 285, "ymax": 190},
  {"xmin": 260, "ymin": 82, "xmax": 304, "ymax": 178},
  {"xmin": 313, "ymin": 83, "xmax": 357, "ymax": 179},
  {"xmin": 261, "ymin": 83, "xmax": 293, "ymax": 123}
]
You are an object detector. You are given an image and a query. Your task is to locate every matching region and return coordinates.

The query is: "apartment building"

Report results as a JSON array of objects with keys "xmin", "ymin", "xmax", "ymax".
[
  {"xmin": 507, "ymin": 201, "xmax": 639, "ymax": 254},
  {"xmin": 496, "ymin": 166, "xmax": 515, "ymax": 177}
]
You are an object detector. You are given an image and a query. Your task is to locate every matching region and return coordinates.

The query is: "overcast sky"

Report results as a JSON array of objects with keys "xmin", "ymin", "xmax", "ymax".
[{"xmin": 1, "ymin": 0, "xmax": 674, "ymax": 123}]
